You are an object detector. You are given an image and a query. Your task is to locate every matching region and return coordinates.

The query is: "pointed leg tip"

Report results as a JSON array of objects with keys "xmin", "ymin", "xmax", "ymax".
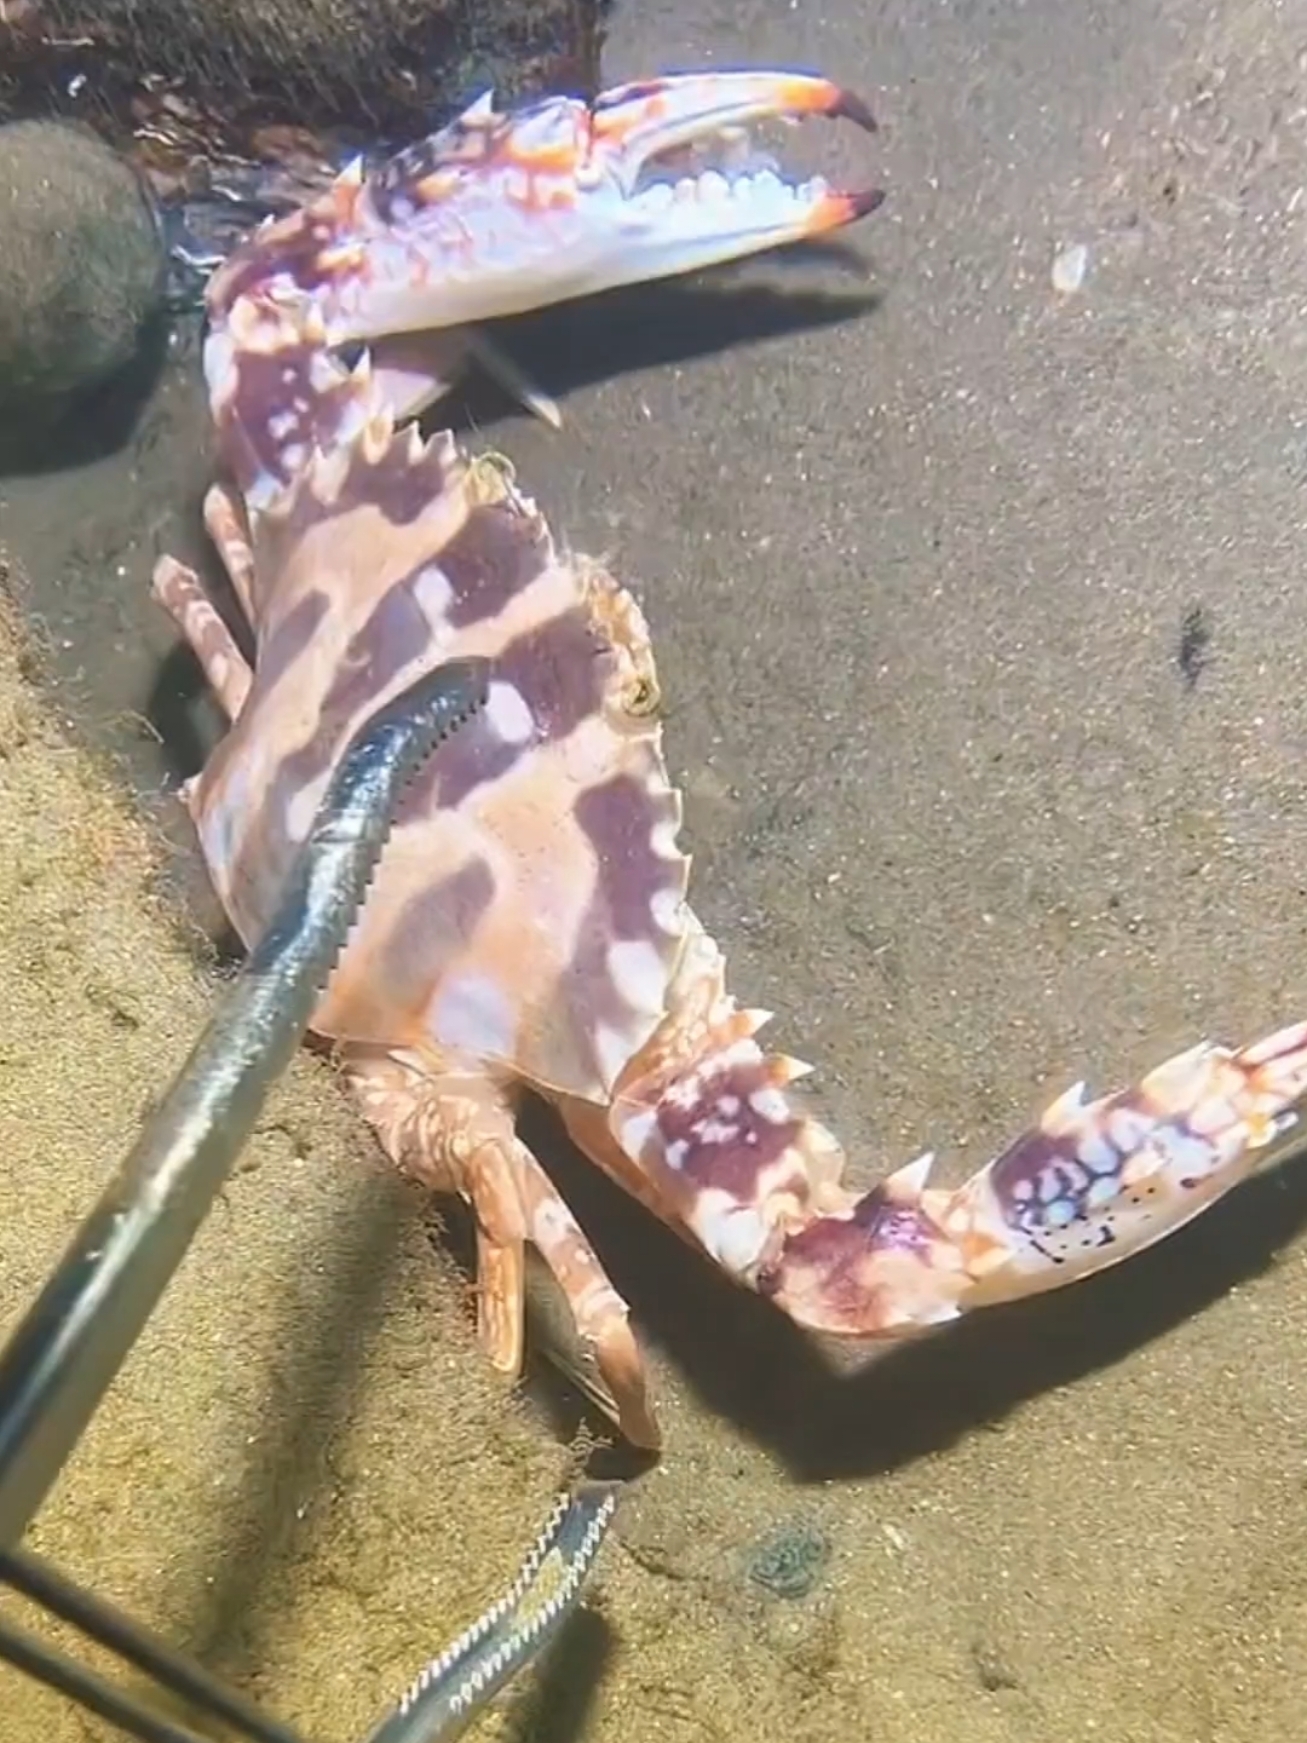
[
  {"xmin": 827, "ymin": 86, "xmax": 879, "ymax": 133},
  {"xmin": 809, "ymin": 186, "xmax": 888, "ymax": 234},
  {"xmin": 848, "ymin": 186, "xmax": 889, "ymax": 220},
  {"xmin": 620, "ymin": 1402, "xmax": 664, "ymax": 1453}
]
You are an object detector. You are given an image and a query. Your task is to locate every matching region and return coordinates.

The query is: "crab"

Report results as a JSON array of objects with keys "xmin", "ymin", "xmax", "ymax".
[{"xmin": 151, "ymin": 70, "xmax": 1307, "ymax": 1450}]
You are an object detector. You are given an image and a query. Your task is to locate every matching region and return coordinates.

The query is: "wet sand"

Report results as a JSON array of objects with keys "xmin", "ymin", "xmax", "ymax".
[
  {"xmin": 0, "ymin": 600, "xmax": 575, "ymax": 1737},
  {"xmin": 3, "ymin": 0, "xmax": 1307, "ymax": 1738}
]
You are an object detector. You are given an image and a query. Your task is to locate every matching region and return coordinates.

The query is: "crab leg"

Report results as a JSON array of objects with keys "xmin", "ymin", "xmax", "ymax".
[
  {"xmin": 598, "ymin": 947, "xmax": 1307, "ymax": 1341},
  {"xmin": 200, "ymin": 70, "xmax": 884, "ymax": 505},
  {"xmin": 755, "ymin": 1022, "xmax": 1307, "ymax": 1333},
  {"xmin": 329, "ymin": 71, "xmax": 883, "ymax": 333},
  {"xmin": 919, "ymin": 1020, "xmax": 1307, "ymax": 1311},
  {"xmin": 151, "ymin": 556, "xmax": 252, "ymax": 722},
  {"xmin": 514, "ymin": 1142, "xmax": 659, "ymax": 1448},
  {"xmin": 201, "ymin": 484, "xmax": 258, "ymax": 624},
  {"xmin": 343, "ymin": 1046, "xmax": 659, "ymax": 1448}
]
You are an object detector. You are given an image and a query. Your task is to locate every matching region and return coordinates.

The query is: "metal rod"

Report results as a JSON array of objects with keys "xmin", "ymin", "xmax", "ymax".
[
  {"xmin": 1, "ymin": 1547, "xmax": 304, "ymax": 1743},
  {"xmin": 363, "ymin": 1483, "xmax": 621, "ymax": 1743},
  {"xmin": 0, "ymin": 657, "xmax": 491, "ymax": 1547},
  {"xmin": 0, "ymin": 1609, "xmax": 221, "ymax": 1743}
]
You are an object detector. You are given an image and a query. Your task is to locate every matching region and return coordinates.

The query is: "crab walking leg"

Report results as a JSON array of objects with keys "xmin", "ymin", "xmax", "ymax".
[
  {"xmin": 601, "ymin": 987, "xmax": 1307, "ymax": 1340},
  {"xmin": 151, "ymin": 478, "xmax": 266, "ymax": 725},
  {"xmin": 201, "ymin": 483, "xmax": 258, "ymax": 624},
  {"xmin": 342, "ymin": 1047, "xmax": 657, "ymax": 1446},
  {"xmin": 512, "ymin": 1140, "xmax": 659, "ymax": 1449},
  {"xmin": 344, "ymin": 1047, "xmax": 530, "ymax": 1369},
  {"xmin": 151, "ymin": 556, "xmax": 253, "ymax": 721},
  {"xmin": 364, "ymin": 329, "xmax": 562, "ymax": 431}
]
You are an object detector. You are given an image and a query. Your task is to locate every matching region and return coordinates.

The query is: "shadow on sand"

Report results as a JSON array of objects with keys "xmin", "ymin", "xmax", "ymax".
[
  {"xmin": 166, "ymin": 1176, "xmax": 411, "ymax": 1687},
  {"xmin": 434, "ymin": 265, "xmax": 879, "ymax": 436}
]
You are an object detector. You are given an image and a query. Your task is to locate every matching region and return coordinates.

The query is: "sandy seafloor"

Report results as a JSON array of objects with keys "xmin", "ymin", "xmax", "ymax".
[{"xmin": 4, "ymin": 0, "xmax": 1307, "ymax": 1739}]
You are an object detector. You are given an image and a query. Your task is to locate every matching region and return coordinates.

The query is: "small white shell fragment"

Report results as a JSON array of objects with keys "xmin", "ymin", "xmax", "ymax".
[{"xmin": 1051, "ymin": 242, "xmax": 1089, "ymax": 295}]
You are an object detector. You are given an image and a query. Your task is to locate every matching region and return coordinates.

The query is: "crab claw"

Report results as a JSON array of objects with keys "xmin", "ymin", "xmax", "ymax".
[
  {"xmin": 283, "ymin": 69, "xmax": 883, "ymax": 343},
  {"xmin": 585, "ymin": 66, "xmax": 877, "ymax": 193}
]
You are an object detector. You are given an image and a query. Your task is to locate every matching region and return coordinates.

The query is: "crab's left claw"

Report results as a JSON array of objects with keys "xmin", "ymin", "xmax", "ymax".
[
  {"xmin": 371, "ymin": 69, "xmax": 882, "ymax": 319},
  {"xmin": 759, "ymin": 1021, "xmax": 1307, "ymax": 1341},
  {"xmin": 211, "ymin": 69, "xmax": 883, "ymax": 346}
]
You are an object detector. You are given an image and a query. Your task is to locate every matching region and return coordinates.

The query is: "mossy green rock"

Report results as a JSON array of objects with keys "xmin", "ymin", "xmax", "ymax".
[{"xmin": 0, "ymin": 119, "xmax": 165, "ymax": 419}]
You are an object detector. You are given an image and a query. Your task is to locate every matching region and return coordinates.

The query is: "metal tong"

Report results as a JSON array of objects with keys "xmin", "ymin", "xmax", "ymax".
[{"xmin": 0, "ymin": 657, "xmax": 620, "ymax": 1742}]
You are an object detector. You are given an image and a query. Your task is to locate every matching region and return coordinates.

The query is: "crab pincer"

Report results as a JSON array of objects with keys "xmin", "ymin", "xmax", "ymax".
[{"xmin": 208, "ymin": 69, "xmax": 882, "ymax": 332}]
